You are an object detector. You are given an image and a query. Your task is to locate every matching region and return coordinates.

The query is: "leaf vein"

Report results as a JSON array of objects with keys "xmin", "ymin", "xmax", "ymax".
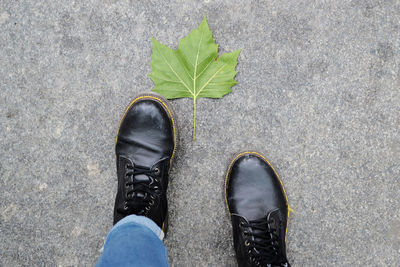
[
  {"xmin": 195, "ymin": 64, "xmax": 226, "ymax": 97},
  {"xmin": 155, "ymin": 45, "xmax": 195, "ymax": 96}
]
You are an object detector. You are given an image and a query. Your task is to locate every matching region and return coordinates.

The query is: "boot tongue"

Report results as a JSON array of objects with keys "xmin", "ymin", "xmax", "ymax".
[
  {"xmin": 249, "ymin": 209, "xmax": 285, "ymax": 263},
  {"xmin": 135, "ymin": 174, "xmax": 151, "ymax": 182},
  {"xmin": 132, "ymin": 174, "xmax": 151, "ymax": 198},
  {"xmin": 250, "ymin": 220, "xmax": 269, "ymax": 254}
]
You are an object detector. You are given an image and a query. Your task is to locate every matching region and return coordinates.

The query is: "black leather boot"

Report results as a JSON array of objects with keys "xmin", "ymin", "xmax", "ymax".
[
  {"xmin": 225, "ymin": 152, "xmax": 291, "ymax": 267},
  {"xmin": 113, "ymin": 93, "xmax": 177, "ymax": 235}
]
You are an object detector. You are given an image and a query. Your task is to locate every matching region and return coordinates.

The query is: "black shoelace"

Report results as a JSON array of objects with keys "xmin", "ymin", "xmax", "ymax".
[
  {"xmin": 122, "ymin": 164, "xmax": 160, "ymax": 215},
  {"xmin": 241, "ymin": 218, "xmax": 290, "ymax": 267}
]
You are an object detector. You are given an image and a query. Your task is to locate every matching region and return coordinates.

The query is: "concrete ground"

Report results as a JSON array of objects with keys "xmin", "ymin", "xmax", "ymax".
[{"xmin": 1, "ymin": 0, "xmax": 399, "ymax": 266}]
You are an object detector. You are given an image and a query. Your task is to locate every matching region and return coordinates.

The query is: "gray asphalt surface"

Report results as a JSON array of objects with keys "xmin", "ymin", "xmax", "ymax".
[{"xmin": 1, "ymin": 1, "xmax": 399, "ymax": 266}]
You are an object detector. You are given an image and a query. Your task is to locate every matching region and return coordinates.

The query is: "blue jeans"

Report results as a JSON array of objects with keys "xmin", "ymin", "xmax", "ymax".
[{"xmin": 96, "ymin": 215, "xmax": 169, "ymax": 267}]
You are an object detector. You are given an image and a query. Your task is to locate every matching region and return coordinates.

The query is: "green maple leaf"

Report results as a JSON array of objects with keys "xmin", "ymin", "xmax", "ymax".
[{"xmin": 149, "ymin": 17, "xmax": 240, "ymax": 141}]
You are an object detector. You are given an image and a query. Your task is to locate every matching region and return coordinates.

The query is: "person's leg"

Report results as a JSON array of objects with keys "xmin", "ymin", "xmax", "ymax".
[
  {"xmin": 225, "ymin": 152, "xmax": 291, "ymax": 267},
  {"xmin": 96, "ymin": 215, "xmax": 168, "ymax": 267},
  {"xmin": 96, "ymin": 93, "xmax": 177, "ymax": 266}
]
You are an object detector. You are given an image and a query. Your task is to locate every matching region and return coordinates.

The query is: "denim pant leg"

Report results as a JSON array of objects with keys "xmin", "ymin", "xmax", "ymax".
[{"xmin": 96, "ymin": 215, "xmax": 169, "ymax": 267}]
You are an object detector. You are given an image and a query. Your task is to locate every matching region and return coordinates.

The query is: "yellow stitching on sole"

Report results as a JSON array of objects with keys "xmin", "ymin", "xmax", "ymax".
[
  {"xmin": 115, "ymin": 95, "xmax": 177, "ymax": 164},
  {"xmin": 224, "ymin": 151, "xmax": 291, "ymax": 241}
]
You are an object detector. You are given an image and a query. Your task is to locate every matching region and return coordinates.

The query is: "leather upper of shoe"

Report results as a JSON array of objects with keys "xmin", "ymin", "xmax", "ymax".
[
  {"xmin": 226, "ymin": 153, "xmax": 290, "ymax": 267},
  {"xmin": 114, "ymin": 97, "xmax": 175, "ymax": 229},
  {"xmin": 116, "ymin": 99, "xmax": 174, "ymax": 167}
]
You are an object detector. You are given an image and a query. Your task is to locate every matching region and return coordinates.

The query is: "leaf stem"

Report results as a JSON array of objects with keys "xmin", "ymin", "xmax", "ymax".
[{"xmin": 193, "ymin": 97, "xmax": 197, "ymax": 141}]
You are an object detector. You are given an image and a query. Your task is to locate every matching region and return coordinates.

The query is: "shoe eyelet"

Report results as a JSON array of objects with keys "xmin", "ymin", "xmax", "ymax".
[
  {"xmin": 244, "ymin": 240, "xmax": 250, "ymax": 247},
  {"xmin": 125, "ymin": 163, "xmax": 133, "ymax": 171},
  {"xmin": 123, "ymin": 201, "xmax": 128, "ymax": 210},
  {"xmin": 145, "ymin": 206, "xmax": 151, "ymax": 211},
  {"xmin": 125, "ymin": 183, "xmax": 129, "ymax": 188},
  {"xmin": 149, "ymin": 200, "xmax": 155, "ymax": 206},
  {"xmin": 240, "ymin": 221, "xmax": 245, "ymax": 227},
  {"xmin": 154, "ymin": 168, "xmax": 160, "ymax": 175}
]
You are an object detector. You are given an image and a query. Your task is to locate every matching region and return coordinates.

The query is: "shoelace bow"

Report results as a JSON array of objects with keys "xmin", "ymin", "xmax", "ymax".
[
  {"xmin": 242, "ymin": 218, "xmax": 290, "ymax": 267},
  {"xmin": 122, "ymin": 163, "xmax": 160, "ymax": 215}
]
